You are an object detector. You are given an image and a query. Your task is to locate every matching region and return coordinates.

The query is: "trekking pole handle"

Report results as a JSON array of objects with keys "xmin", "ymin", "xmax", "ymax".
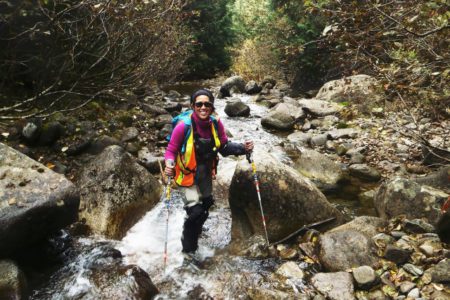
[{"xmin": 246, "ymin": 152, "xmax": 252, "ymax": 164}]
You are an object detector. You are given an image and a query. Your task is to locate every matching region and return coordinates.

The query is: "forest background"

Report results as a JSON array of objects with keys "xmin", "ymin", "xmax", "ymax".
[{"xmin": 0, "ymin": 0, "xmax": 449, "ymax": 120}]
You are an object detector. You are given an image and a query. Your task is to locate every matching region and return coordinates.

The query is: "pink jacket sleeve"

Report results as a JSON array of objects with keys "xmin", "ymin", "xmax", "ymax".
[{"xmin": 164, "ymin": 122, "xmax": 186, "ymax": 161}]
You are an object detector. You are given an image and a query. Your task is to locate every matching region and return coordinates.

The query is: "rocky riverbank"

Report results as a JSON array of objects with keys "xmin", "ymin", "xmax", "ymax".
[{"xmin": 0, "ymin": 74, "xmax": 448, "ymax": 299}]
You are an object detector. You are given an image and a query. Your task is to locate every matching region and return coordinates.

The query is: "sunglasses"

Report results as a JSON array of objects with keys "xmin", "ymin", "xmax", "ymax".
[{"xmin": 194, "ymin": 101, "xmax": 213, "ymax": 108}]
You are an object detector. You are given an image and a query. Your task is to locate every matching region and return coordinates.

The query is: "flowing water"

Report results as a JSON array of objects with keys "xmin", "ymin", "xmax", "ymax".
[{"xmin": 31, "ymin": 89, "xmax": 370, "ymax": 299}]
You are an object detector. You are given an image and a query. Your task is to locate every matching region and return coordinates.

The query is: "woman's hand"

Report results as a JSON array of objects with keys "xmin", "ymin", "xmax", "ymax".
[
  {"xmin": 244, "ymin": 140, "xmax": 254, "ymax": 153},
  {"xmin": 165, "ymin": 160, "xmax": 175, "ymax": 177}
]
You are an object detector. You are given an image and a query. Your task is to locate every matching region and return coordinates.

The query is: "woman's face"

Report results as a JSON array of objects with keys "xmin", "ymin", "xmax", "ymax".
[{"xmin": 192, "ymin": 95, "xmax": 213, "ymax": 120}]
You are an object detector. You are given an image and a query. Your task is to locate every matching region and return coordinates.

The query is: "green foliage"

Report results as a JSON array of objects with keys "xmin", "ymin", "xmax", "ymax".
[{"xmin": 183, "ymin": 0, "xmax": 235, "ymax": 79}]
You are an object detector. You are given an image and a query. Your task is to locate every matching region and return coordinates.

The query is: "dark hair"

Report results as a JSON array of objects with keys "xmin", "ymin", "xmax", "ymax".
[{"xmin": 190, "ymin": 89, "xmax": 215, "ymax": 105}]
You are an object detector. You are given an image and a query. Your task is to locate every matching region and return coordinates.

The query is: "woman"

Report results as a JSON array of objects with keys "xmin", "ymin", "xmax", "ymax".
[{"xmin": 164, "ymin": 89, "xmax": 253, "ymax": 256}]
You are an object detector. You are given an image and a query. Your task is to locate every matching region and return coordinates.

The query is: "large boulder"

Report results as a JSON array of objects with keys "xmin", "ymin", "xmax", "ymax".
[
  {"xmin": 414, "ymin": 166, "xmax": 450, "ymax": 193},
  {"xmin": 374, "ymin": 178, "xmax": 448, "ymax": 225},
  {"xmin": 293, "ymin": 148, "xmax": 345, "ymax": 193},
  {"xmin": 0, "ymin": 143, "xmax": 79, "ymax": 257},
  {"xmin": 315, "ymin": 74, "xmax": 380, "ymax": 104},
  {"xmin": 319, "ymin": 216, "xmax": 386, "ymax": 272},
  {"xmin": 219, "ymin": 76, "xmax": 246, "ymax": 97},
  {"xmin": 77, "ymin": 145, "xmax": 161, "ymax": 239},
  {"xmin": 229, "ymin": 150, "xmax": 343, "ymax": 244},
  {"xmin": 224, "ymin": 100, "xmax": 250, "ymax": 117},
  {"xmin": 261, "ymin": 111, "xmax": 295, "ymax": 131}
]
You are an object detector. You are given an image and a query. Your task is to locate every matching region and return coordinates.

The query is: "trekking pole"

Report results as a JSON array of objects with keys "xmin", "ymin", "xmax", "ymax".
[
  {"xmin": 246, "ymin": 153, "xmax": 270, "ymax": 248},
  {"xmin": 163, "ymin": 161, "xmax": 175, "ymax": 272}
]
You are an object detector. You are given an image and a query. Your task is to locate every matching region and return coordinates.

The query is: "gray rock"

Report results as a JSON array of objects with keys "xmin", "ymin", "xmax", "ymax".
[
  {"xmin": 311, "ymin": 134, "xmax": 329, "ymax": 147},
  {"xmin": 88, "ymin": 135, "xmax": 121, "ymax": 155},
  {"xmin": 402, "ymin": 264, "xmax": 423, "ymax": 276},
  {"xmin": 0, "ymin": 143, "xmax": 79, "ymax": 256},
  {"xmin": 163, "ymin": 101, "xmax": 182, "ymax": 113},
  {"xmin": 0, "ymin": 260, "xmax": 27, "ymax": 300},
  {"xmin": 155, "ymin": 114, "xmax": 173, "ymax": 129},
  {"xmin": 141, "ymin": 103, "xmax": 168, "ymax": 116},
  {"xmin": 22, "ymin": 119, "xmax": 41, "ymax": 143},
  {"xmin": 39, "ymin": 121, "xmax": 65, "ymax": 146},
  {"xmin": 407, "ymin": 288, "xmax": 420, "ymax": 299},
  {"xmin": 287, "ymin": 132, "xmax": 312, "ymax": 146},
  {"xmin": 77, "ymin": 145, "xmax": 161, "ymax": 239},
  {"xmin": 414, "ymin": 166, "xmax": 450, "ymax": 193},
  {"xmin": 120, "ymin": 127, "xmax": 139, "ymax": 143},
  {"xmin": 220, "ymin": 76, "xmax": 246, "ymax": 97},
  {"xmin": 245, "ymin": 80, "xmax": 262, "ymax": 94},
  {"xmin": 276, "ymin": 261, "xmax": 304, "ymax": 279},
  {"xmin": 372, "ymin": 233, "xmax": 395, "ymax": 248},
  {"xmin": 272, "ymin": 102, "xmax": 305, "ymax": 120},
  {"xmin": 298, "ymin": 99, "xmax": 343, "ymax": 117},
  {"xmin": 327, "ymin": 128, "xmax": 360, "ymax": 140},
  {"xmin": 261, "ymin": 76, "xmax": 276, "ymax": 88},
  {"xmin": 311, "ymin": 272, "xmax": 355, "ymax": 300},
  {"xmin": 137, "ymin": 148, "xmax": 164, "ymax": 174},
  {"xmin": 352, "ymin": 266, "xmax": 378, "ymax": 289},
  {"xmin": 423, "ymin": 259, "xmax": 450, "ymax": 283},
  {"xmin": 348, "ymin": 164, "xmax": 381, "ymax": 182},
  {"xmin": 349, "ymin": 153, "xmax": 365, "ymax": 164},
  {"xmin": 224, "ymin": 101, "xmax": 250, "ymax": 117},
  {"xmin": 319, "ymin": 229, "xmax": 377, "ymax": 271},
  {"xmin": 374, "ymin": 178, "xmax": 448, "ymax": 226},
  {"xmin": 384, "ymin": 245, "xmax": 411, "ymax": 264},
  {"xmin": 316, "ymin": 75, "xmax": 380, "ymax": 103},
  {"xmin": 229, "ymin": 150, "xmax": 342, "ymax": 245},
  {"xmin": 293, "ymin": 148, "xmax": 345, "ymax": 193},
  {"xmin": 399, "ymin": 281, "xmax": 415, "ymax": 294},
  {"xmin": 261, "ymin": 111, "xmax": 295, "ymax": 131},
  {"xmin": 404, "ymin": 219, "xmax": 435, "ymax": 234}
]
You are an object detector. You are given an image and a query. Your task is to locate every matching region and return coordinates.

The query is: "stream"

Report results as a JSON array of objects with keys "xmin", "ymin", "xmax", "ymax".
[{"xmin": 30, "ymin": 88, "xmax": 373, "ymax": 299}]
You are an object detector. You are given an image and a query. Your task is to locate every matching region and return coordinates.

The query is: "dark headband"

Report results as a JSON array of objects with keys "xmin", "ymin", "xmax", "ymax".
[{"xmin": 190, "ymin": 89, "xmax": 215, "ymax": 104}]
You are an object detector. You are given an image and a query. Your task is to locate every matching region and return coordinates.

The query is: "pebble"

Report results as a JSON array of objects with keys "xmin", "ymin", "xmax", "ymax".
[
  {"xmin": 407, "ymin": 288, "xmax": 420, "ymax": 299},
  {"xmin": 399, "ymin": 281, "xmax": 415, "ymax": 294},
  {"xmin": 419, "ymin": 244, "xmax": 434, "ymax": 257}
]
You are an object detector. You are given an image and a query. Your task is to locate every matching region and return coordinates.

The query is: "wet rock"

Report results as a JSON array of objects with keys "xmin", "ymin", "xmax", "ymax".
[
  {"xmin": 219, "ymin": 76, "xmax": 246, "ymax": 97},
  {"xmin": 423, "ymin": 259, "xmax": 450, "ymax": 283},
  {"xmin": 77, "ymin": 145, "xmax": 161, "ymax": 239},
  {"xmin": 247, "ymin": 287, "xmax": 290, "ymax": 299},
  {"xmin": 0, "ymin": 260, "xmax": 27, "ymax": 300},
  {"xmin": 273, "ymin": 102, "xmax": 305, "ymax": 120},
  {"xmin": 352, "ymin": 265, "xmax": 378, "ymax": 289},
  {"xmin": 245, "ymin": 80, "xmax": 262, "ymax": 94},
  {"xmin": 348, "ymin": 164, "xmax": 381, "ymax": 182},
  {"xmin": 88, "ymin": 135, "xmax": 120, "ymax": 155},
  {"xmin": 293, "ymin": 148, "xmax": 345, "ymax": 193},
  {"xmin": 374, "ymin": 178, "xmax": 448, "ymax": 226},
  {"xmin": 298, "ymin": 99, "xmax": 343, "ymax": 117},
  {"xmin": 0, "ymin": 143, "xmax": 79, "ymax": 256},
  {"xmin": 187, "ymin": 285, "xmax": 212, "ymax": 300},
  {"xmin": 311, "ymin": 272, "xmax": 354, "ymax": 300},
  {"xmin": 261, "ymin": 76, "xmax": 277, "ymax": 88},
  {"xmin": 261, "ymin": 110, "xmax": 295, "ymax": 131},
  {"xmin": 384, "ymin": 245, "xmax": 411, "ymax": 264},
  {"xmin": 234, "ymin": 235, "xmax": 270, "ymax": 258},
  {"xmin": 316, "ymin": 74, "xmax": 380, "ymax": 104},
  {"xmin": 224, "ymin": 100, "xmax": 250, "ymax": 117},
  {"xmin": 391, "ymin": 231, "xmax": 406, "ymax": 239},
  {"xmin": 120, "ymin": 127, "xmax": 139, "ymax": 143},
  {"xmin": 404, "ymin": 219, "xmax": 435, "ymax": 234},
  {"xmin": 276, "ymin": 261, "xmax": 304, "ymax": 279},
  {"xmin": 229, "ymin": 150, "xmax": 343, "ymax": 244}
]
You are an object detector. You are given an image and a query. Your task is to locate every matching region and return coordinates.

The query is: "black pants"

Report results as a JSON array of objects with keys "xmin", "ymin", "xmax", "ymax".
[{"xmin": 181, "ymin": 196, "xmax": 214, "ymax": 253}]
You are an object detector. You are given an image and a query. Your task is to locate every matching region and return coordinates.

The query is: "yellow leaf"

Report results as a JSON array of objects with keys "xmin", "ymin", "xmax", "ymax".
[{"xmin": 46, "ymin": 163, "xmax": 55, "ymax": 169}]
